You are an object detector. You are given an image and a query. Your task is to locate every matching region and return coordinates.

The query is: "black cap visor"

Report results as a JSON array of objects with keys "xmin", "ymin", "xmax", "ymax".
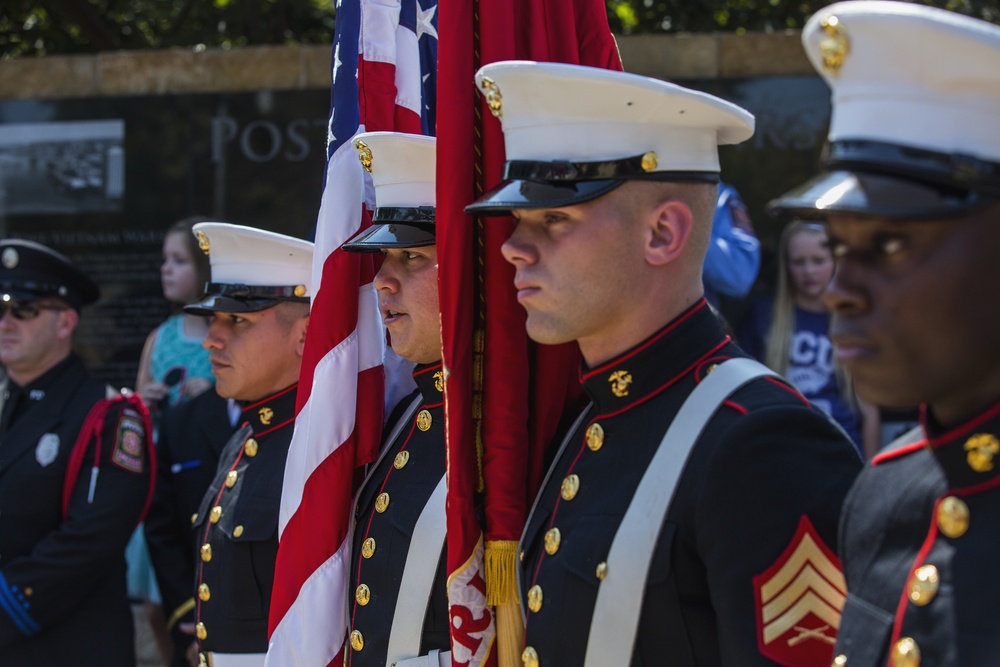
[
  {"xmin": 184, "ymin": 294, "xmax": 287, "ymax": 316},
  {"xmin": 465, "ymin": 178, "xmax": 626, "ymax": 215},
  {"xmin": 341, "ymin": 222, "xmax": 435, "ymax": 253},
  {"xmin": 767, "ymin": 170, "xmax": 999, "ymax": 221}
]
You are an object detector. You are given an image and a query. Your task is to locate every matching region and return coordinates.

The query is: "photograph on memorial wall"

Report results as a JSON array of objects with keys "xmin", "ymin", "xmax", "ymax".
[{"xmin": 0, "ymin": 119, "xmax": 125, "ymax": 216}]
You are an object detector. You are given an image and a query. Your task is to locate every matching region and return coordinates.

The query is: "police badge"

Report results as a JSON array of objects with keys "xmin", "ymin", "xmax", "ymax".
[{"xmin": 36, "ymin": 433, "xmax": 60, "ymax": 467}]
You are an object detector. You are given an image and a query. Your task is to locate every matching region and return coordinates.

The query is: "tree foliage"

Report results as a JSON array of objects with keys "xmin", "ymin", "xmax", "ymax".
[{"xmin": 2, "ymin": 0, "xmax": 999, "ymax": 58}]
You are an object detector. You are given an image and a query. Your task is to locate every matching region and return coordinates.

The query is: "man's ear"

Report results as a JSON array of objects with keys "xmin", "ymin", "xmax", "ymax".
[
  {"xmin": 645, "ymin": 199, "xmax": 694, "ymax": 267},
  {"xmin": 295, "ymin": 316, "xmax": 309, "ymax": 357},
  {"xmin": 56, "ymin": 308, "xmax": 79, "ymax": 342}
]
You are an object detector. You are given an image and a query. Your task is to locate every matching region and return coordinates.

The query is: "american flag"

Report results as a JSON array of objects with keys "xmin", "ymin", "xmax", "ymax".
[{"xmin": 265, "ymin": 0, "xmax": 438, "ymax": 665}]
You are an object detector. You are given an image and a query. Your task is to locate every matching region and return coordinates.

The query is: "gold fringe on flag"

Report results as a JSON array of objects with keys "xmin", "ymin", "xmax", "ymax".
[{"xmin": 485, "ymin": 539, "xmax": 519, "ymax": 605}]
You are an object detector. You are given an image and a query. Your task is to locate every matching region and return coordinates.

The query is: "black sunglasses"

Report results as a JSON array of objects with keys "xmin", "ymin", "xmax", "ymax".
[{"xmin": 0, "ymin": 301, "xmax": 68, "ymax": 321}]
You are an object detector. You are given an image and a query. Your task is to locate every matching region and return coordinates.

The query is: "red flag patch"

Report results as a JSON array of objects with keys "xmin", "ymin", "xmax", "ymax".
[{"xmin": 753, "ymin": 516, "xmax": 846, "ymax": 667}]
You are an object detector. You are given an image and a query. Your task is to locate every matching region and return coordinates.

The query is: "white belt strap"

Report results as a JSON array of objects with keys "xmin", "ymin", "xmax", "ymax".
[
  {"xmin": 206, "ymin": 653, "xmax": 267, "ymax": 667},
  {"xmin": 393, "ymin": 649, "xmax": 453, "ymax": 667},
  {"xmin": 385, "ymin": 472, "xmax": 448, "ymax": 667},
  {"xmin": 584, "ymin": 358, "xmax": 776, "ymax": 667}
]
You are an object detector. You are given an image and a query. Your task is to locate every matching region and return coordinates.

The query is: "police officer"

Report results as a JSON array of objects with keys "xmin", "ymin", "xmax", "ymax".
[
  {"xmin": 340, "ymin": 132, "xmax": 451, "ymax": 667},
  {"xmin": 183, "ymin": 223, "xmax": 312, "ymax": 667},
  {"xmin": 768, "ymin": 3, "xmax": 1000, "ymax": 665},
  {"xmin": 146, "ymin": 387, "xmax": 238, "ymax": 667},
  {"xmin": 0, "ymin": 239, "xmax": 153, "ymax": 666},
  {"xmin": 466, "ymin": 62, "xmax": 862, "ymax": 667}
]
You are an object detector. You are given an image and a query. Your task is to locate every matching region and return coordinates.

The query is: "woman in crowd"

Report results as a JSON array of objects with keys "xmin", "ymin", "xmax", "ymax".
[{"xmin": 738, "ymin": 220, "xmax": 878, "ymax": 457}]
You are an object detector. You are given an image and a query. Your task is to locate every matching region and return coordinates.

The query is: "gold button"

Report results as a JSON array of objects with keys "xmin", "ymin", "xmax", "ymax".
[
  {"xmin": 226, "ymin": 470, "xmax": 238, "ymax": 488},
  {"xmin": 519, "ymin": 550, "xmax": 525, "ymax": 563},
  {"xmin": 356, "ymin": 583, "xmax": 371, "ymax": 606},
  {"xmin": 198, "ymin": 583, "xmax": 211, "ymax": 602},
  {"xmin": 527, "ymin": 584, "xmax": 543, "ymax": 612},
  {"xmin": 375, "ymin": 492, "xmax": 390, "ymax": 513},
  {"xmin": 522, "ymin": 646, "xmax": 538, "ymax": 667},
  {"xmin": 362, "ymin": 537, "xmax": 376, "ymax": 559},
  {"xmin": 350, "ymin": 629, "xmax": 364, "ymax": 651},
  {"xmin": 596, "ymin": 561, "xmax": 608, "ymax": 580},
  {"xmin": 200, "ymin": 543, "xmax": 212, "ymax": 562},
  {"xmin": 892, "ymin": 637, "xmax": 920, "ymax": 667},
  {"xmin": 544, "ymin": 527, "xmax": 561, "ymax": 555},
  {"xmin": 561, "ymin": 474, "xmax": 580, "ymax": 501},
  {"xmin": 199, "ymin": 652, "xmax": 208, "ymax": 667},
  {"xmin": 416, "ymin": 409, "xmax": 433, "ymax": 432},
  {"xmin": 394, "ymin": 451, "xmax": 410, "ymax": 469},
  {"xmin": 233, "ymin": 525, "xmax": 244, "ymax": 538},
  {"xmin": 705, "ymin": 363, "xmax": 720, "ymax": 374},
  {"xmin": 586, "ymin": 423, "xmax": 604, "ymax": 451},
  {"xmin": 908, "ymin": 564, "xmax": 940, "ymax": 606},
  {"xmin": 244, "ymin": 438, "xmax": 258, "ymax": 457},
  {"xmin": 196, "ymin": 622, "xmax": 207, "ymax": 640},
  {"xmin": 964, "ymin": 433, "xmax": 999, "ymax": 472},
  {"xmin": 832, "ymin": 655, "xmax": 847, "ymax": 667},
  {"xmin": 191, "ymin": 513, "xmax": 198, "ymax": 525},
  {"xmin": 937, "ymin": 495, "xmax": 970, "ymax": 538},
  {"xmin": 209, "ymin": 506, "xmax": 222, "ymax": 524}
]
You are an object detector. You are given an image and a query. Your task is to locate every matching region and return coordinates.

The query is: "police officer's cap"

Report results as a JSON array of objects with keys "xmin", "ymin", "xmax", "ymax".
[
  {"xmin": 184, "ymin": 223, "xmax": 314, "ymax": 316},
  {"xmin": 341, "ymin": 132, "xmax": 436, "ymax": 253},
  {"xmin": 769, "ymin": 1, "xmax": 1000, "ymax": 220},
  {"xmin": 0, "ymin": 239, "xmax": 99, "ymax": 310},
  {"xmin": 465, "ymin": 61, "xmax": 755, "ymax": 215}
]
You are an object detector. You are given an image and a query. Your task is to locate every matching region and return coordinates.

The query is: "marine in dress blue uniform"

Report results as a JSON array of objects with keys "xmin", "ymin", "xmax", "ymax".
[
  {"xmin": 182, "ymin": 223, "xmax": 313, "ymax": 667},
  {"xmin": 341, "ymin": 132, "xmax": 451, "ymax": 667},
  {"xmin": 0, "ymin": 239, "xmax": 153, "ymax": 667},
  {"xmin": 145, "ymin": 388, "xmax": 237, "ymax": 666},
  {"xmin": 466, "ymin": 62, "xmax": 863, "ymax": 667},
  {"xmin": 769, "ymin": 4, "xmax": 1000, "ymax": 665}
]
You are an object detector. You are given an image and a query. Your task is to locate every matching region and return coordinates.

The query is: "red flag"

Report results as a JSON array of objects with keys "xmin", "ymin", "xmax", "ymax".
[
  {"xmin": 437, "ymin": 1, "xmax": 621, "ymax": 665},
  {"xmin": 266, "ymin": 0, "xmax": 436, "ymax": 664}
]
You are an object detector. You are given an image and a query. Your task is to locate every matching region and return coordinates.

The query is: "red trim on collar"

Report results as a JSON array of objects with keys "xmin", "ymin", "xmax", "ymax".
[
  {"xmin": 413, "ymin": 362, "xmax": 443, "ymax": 378},
  {"xmin": 922, "ymin": 398, "xmax": 1000, "ymax": 449},
  {"xmin": 254, "ymin": 416, "xmax": 296, "ymax": 439},
  {"xmin": 582, "ymin": 300, "xmax": 709, "ymax": 381},
  {"xmin": 950, "ymin": 471, "xmax": 1000, "ymax": 498},
  {"xmin": 242, "ymin": 383, "xmax": 298, "ymax": 412},
  {"xmin": 871, "ymin": 440, "xmax": 927, "ymax": 466}
]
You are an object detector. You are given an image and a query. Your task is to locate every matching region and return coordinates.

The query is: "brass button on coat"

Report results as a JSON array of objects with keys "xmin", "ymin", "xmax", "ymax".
[
  {"xmin": 937, "ymin": 496, "xmax": 969, "ymax": 538},
  {"xmin": 244, "ymin": 438, "xmax": 258, "ymax": 457},
  {"xmin": 527, "ymin": 584, "xmax": 543, "ymax": 612},
  {"xmin": 198, "ymin": 583, "xmax": 211, "ymax": 602},
  {"xmin": 908, "ymin": 565, "xmax": 940, "ymax": 606},
  {"xmin": 832, "ymin": 655, "xmax": 847, "ymax": 667},
  {"xmin": 560, "ymin": 474, "xmax": 580, "ymax": 501},
  {"xmin": 196, "ymin": 622, "xmax": 207, "ymax": 640},
  {"xmin": 350, "ymin": 629, "xmax": 364, "ymax": 651},
  {"xmin": 596, "ymin": 561, "xmax": 608, "ymax": 580},
  {"xmin": 416, "ymin": 409, "xmax": 433, "ymax": 431},
  {"xmin": 522, "ymin": 646, "xmax": 539, "ymax": 667},
  {"xmin": 375, "ymin": 492, "xmax": 390, "ymax": 513},
  {"xmin": 362, "ymin": 537, "xmax": 376, "ymax": 559},
  {"xmin": 394, "ymin": 451, "xmax": 410, "ymax": 469},
  {"xmin": 892, "ymin": 637, "xmax": 920, "ymax": 667},
  {"xmin": 585, "ymin": 423, "xmax": 604, "ymax": 451},
  {"xmin": 209, "ymin": 506, "xmax": 222, "ymax": 523},
  {"xmin": 544, "ymin": 528, "xmax": 561, "ymax": 555},
  {"xmin": 233, "ymin": 525, "xmax": 244, "ymax": 538},
  {"xmin": 356, "ymin": 584, "xmax": 371, "ymax": 606},
  {"xmin": 226, "ymin": 470, "xmax": 238, "ymax": 488},
  {"xmin": 191, "ymin": 513, "xmax": 198, "ymax": 525},
  {"xmin": 200, "ymin": 544, "xmax": 212, "ymax": 562}
]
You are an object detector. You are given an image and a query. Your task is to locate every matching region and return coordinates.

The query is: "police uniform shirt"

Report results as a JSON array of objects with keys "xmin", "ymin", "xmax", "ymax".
[
  {"xmin": 834, "ymin": 402, "xmax": 1000, "ymax": 667},
  {"xmin": 349, "ymin": 361, "xmax": 449, "ymax": 666},
  {"xmin": 519, "ymin": 300, "xmax": 862, "ymax": 667},
  {"xmin": 0, "ymin": 354, "xmax": 151, "ymax": 666},
  {"xmin": 192, "ymin": 384, "xmax": 298, "ymax": 654}
]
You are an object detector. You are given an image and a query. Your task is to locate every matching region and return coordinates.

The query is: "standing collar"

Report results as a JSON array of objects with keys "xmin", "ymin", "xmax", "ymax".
[
  {"xmin": 241, "ymin": 383, "xmax": 298, "ymax": 436},
  {"xmin": 580, "ymin": 299, "xmax": 729, "ymax": 414},
  {"xmin": 412, "ymin": 361, "xmax": 445, "ymax": 406},
  {"xmin": 923, "ymin": 399, "xmax": 1000, "ymax": 491}
]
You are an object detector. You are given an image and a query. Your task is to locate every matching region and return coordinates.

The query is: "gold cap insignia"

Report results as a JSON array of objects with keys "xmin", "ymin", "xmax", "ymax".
[
  {"xmin": 640, "ymin": 152, "xmax": 658, "ymax": 172},
  {"xmin": 1, "ymin": 248, "xmax": 18, "ymax": 269},
  {"xmin": 356, "ymin": 140, "xmax": 373, "ymax": 173},
  {"xmin": 195, "ymin": 230, "xmax": 210, "ymax": 255},
  {"xmin": 964, "ymin": 433, "xmax": 999, "ymax": 473},
  {"xmin": 818, "ymin": 15, "xmax": 850, "ymax": 77},
  {"xmin": 259, "ymin": 407, "xmax": 273, "ymax": 426},
  {"xmin": 608, "ymin": 370, "xmax": 633, "ymax": 398},
  {"xmin": 480, "ymin": 76, "xmax": 503, "ymax": 119},
  {"xmin": 433, "ymin": 370, "xmax": 444, "ymax": 393}
]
